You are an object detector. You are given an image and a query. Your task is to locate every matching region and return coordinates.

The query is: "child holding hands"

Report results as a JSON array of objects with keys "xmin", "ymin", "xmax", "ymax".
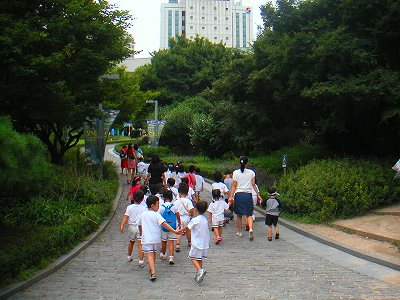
[
  {"xmin": 177, "ymin": 200, "xmax": 210, "ymax": 283},
  {"xmin": 137, "ymin": 195, "xmax": 179, "ymax": 281}
]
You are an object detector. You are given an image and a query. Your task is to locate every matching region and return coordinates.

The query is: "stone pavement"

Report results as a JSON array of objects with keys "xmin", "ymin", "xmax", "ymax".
[{"xmin": 9, "ymin": 146, "xmax": 400, "ymax": 299}]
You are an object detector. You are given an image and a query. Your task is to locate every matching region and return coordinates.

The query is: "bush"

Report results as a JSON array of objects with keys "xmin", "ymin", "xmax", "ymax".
[
  {"xmin": 0, "ymin": 116, "xmax": 54, "ymax": 201},
  {"xmin": 278, "ymin": 159, "xmax": 395, "ymax": 222}
]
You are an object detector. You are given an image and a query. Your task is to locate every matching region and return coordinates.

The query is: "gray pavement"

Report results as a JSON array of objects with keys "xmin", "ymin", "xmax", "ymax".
[{"xmin": 9, "ymin": 146, "xmax": 400, "ymax": 299}]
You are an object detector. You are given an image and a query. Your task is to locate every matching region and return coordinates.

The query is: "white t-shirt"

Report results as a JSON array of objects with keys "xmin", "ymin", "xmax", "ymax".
[
  {"xmin": 195, "ymin": 174, "xmax": 204, "ymax": 192},
  {"xmin": 137, "ymin": 210, "xmax": 166, "ymax": 244},
  {"xmin": 224, "ymin": 177, "xmax": 233, "ymax": 192},
  {"xmin": 124, "ymin": 204, "xmax": 147, "ymax": 225},
  {"xmin": 207, "ymin": 200, "xmax": 229, "ymax": 222},
  {"xmin": 137, "ymin": 162, "xmax": 148, "ymax": 175},
  {"xmin": 168, "ymin": 186, "xmax": 179, "ymax": 202},
  {"xmin": 174, "ymin": 197, "xmax": 194, "ymax": 223},
  {"xmin": 188, "ymin": 187, "xmax": 195, "ymax": 201},
  {"xmin": 188, "ymin": 215, "xmax": 210, "ymax": 249},
  {"xmin": 232, "ymin": 169, "xmax": 255, "ymax": 194},
  {"xmin": 140, "ymin": 195, "xmax": 149, "ymax": 207},
  {"xmin": 212, "ymin": 182, "xmax": 229, "ymax": 199}
]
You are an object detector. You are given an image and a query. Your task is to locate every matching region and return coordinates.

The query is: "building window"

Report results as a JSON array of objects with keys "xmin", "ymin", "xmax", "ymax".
[
  {"xmin": 190, "ymin": 16, "xmax": 193, "ymax": 19},
  {"xmin": 202, "ymin": 26, "xmax": 205, "ymax": 29},
  {"xmin": 235, "ymin": 13, "xmax": 240, "ymax": 47},
  {"xmin": 214, "ymin": 7, "xmax": 217, "ymax": 10},
  {"xmin": 214, "ymin": 26, "xmax": 217, "ymax": 30},
  {"xmin": 226, "ymin": 7, "xmax": 229, "ymax": 10},
  {"xmin": 202, "ymin": 6, "xmax": 205, "ymax": 10},
  {"xmin": 214, "ymin": 17, "xmax": 217, "ymax": 20},
  {"xmin": 214, "ymin": 36, "xmax": 218, "ymax": 40},
  {"xmin": 226, "ymin": 17, "xmax": 229, "ymax": 20},
  {"xmin": 226, "ymin": 37, "xmax": 229, "ymax": 40},
  {"xmin": 202, "ymin": 16, "xmax": 205, "ymax": 19},
  {"xmin": 190, "ymin": 26, "xmax": 193, "ymax": 29},
  {"xmin": 226, "ymin": 27, "xmax": 229, "ymax": 30},
  {"xmin": 168, "ymin": 10, "xmax": 172, "ymax": 47},
  {"xmin": 190, "ymin": 36, "xmax": 193, "ymax": 39},
  {"xmin": 175, "ymin": 11, "xmax": 179, "ymax": 37},
  {"xmin": 190, "ymin": 6, "xmax": 193, "ymax": 9}
]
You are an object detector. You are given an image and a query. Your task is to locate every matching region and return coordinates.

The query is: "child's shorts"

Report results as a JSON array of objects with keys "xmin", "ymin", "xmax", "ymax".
[
  {"xmin": 162, "ymin": 230, "xmax": 177, "ymax": 241},
  {"xmin": 188, "ymin": 246, "xmax": 208, "ymax": 261},
  {"xmin": 265, "ymin": 215, "xmax": 279, "ymax": 226},
  {"xmin": 212, "ymin": 220, "xmax": 224, "ymax": 228},
  {"xmin": 128, "ymin": 224, "xmax": 141, "ymax": 241},
  {"xmin": 142, "ymin": 243, "xmax": 158, "ymax": 253}
]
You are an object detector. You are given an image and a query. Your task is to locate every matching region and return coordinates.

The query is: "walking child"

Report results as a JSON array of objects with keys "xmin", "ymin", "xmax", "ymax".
[
  {"xmin": 166, "ymin": 177, "xmax": 179, "ymax": 202},
  {"xmin": 194, "ymin": 167, "xmax": 204, "ymax": 203},
  {"xmin": 208, "ymin": 189, "xmax": 230, "ymax": 244},
  {"xmin": 120, "ymin": 190, "xmax": 147, "ymax": 268},
  {"xmin": 177, "ymin": 200, "xmax": 210, "ymax": 283},
  {"xmin": 126, "ymin": 176, "xmax": 141, "ymax": 203},
  {"xmin": 261, "ymin": 187, "xmax": 281, "ymax": 241},
  {"xmin": 137, "ymin": 195, "xmax": 179, "ymax": 281},
  {"xmin": 159, "ymin": 190, "xmax": 181, "ymax": 264},
  {"xmin": 174, "ymin": 182, "xmax": 194, "ymax": 252}
]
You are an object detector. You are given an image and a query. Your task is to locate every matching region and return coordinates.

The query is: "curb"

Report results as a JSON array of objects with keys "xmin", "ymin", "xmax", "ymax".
[
  {"xmin": 254, "ymin": 206, "xmax": 400, "ymax": 272},
  {"xmin": 0, "ymin": 176, "xmax": 125, "ymax": 300}
]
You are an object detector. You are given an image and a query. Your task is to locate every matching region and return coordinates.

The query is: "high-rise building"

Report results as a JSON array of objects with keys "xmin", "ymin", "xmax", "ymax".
[{"xmin": 160, "ymin": 0, "xmax": 253, "ymax": 49}]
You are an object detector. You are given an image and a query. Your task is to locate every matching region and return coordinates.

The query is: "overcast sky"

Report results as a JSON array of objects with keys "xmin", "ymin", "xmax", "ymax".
[{"xmin": 108, "ymin": 0, "xmax": 273, "ymax": 57}]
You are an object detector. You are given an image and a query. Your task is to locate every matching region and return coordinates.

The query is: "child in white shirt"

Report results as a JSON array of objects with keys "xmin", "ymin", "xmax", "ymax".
[
  {"xmin": 137, "ymin": 195, "xmax": 179, "ymax": 281},
  {"xmin": 159, "ymin": 190, "xmax": 181, "ymax": 264},
  {"xmin": 167, "ymin": 177, "xmax": 179, "ymax": 202},
  {"xmin": 208, "ymin": 189, "xmax": 230, "ymax": 245},
  {"xmin": 194, "ymin": 167, "xmax": 204, "ymax": 204},
  {"xmin": 174, "ymin": 182, "xmax": 194, "ymax": 252},
  {"xmin": 181, "ymin": 177, "xmax": 195, "ymax": 202},
  {"xmin": 120, "ymin": 190, "xmax": 147, "ymax": 267},
  {"xmin": 178, "ymin": 200, "xmax": 210, "ymax": 284},
  {"xmin": 136, "ymin": 157, "xmax": 148, "ymax": 184}
]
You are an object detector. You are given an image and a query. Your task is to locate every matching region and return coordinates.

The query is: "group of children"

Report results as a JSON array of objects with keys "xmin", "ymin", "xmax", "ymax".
[{"xmin": 120, "ymin": 163, "xmax": 282, "ymax": 283}]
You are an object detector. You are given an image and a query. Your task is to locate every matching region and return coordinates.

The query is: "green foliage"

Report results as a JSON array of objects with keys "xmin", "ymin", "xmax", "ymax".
[
  {"xmin": 278, "ymin": 159, "xmax": 395, "ymax": 222},
  {"xmin": 0, "ymin": 116, "xmax": 54, "ymax": 200},
  {"xmin": 0, "ymin": 159, "xmax": 118, "ymax": 285},
  {"xmin": 0, "ymin": 0, "xmax": 133, "ymax": 164}
]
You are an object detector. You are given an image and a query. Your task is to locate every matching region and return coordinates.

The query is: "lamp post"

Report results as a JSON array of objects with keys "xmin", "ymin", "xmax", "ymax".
[{"xmin": 146, "ymin": 100, "xmax": 159, "ymax": 147}]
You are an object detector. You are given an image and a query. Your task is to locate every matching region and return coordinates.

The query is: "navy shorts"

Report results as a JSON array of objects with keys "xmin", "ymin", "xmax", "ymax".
[{"xmin": 265, "ymin": 215, "xmax": 279, "ymax": 226}]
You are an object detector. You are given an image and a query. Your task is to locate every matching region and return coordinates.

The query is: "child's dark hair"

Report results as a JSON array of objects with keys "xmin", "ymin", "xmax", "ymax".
[
  {"xmin": 146, "ymin": 195, "xmax": 159, "ymax": 208},
  {"xmin": 133, "ymin": 190, "xmax": 144, "ymax": 204},
  {"xmin": 213, "ymin": 171, "xmax": 223, "ymax": 182},
  {"xmin": 181, "ymin": 177, "xmax": 188, "ymax": 184},
  {"xmin": 224, "ymin": 169, "xmax": 232, "ymax": 175},
  {"xmin": 177, "ymin": 164, "xmax": 185, "ymax": 173},
  {"xmin": 195, "ymin": 166, "xmax": 200, "ymax": 173},
  {"xmin": 178, "ymin": 182, "xmax": 189, "ymax": 195},
  {"xmin": 131, "ymin": 176, "xmax": 140, "ymax": 186},
  {"xmin": 167, "ymin": 177, "xmax": 175, "ymax": 186},
  {"xmin": 188, "ymin": 165, "xmax": 195, "ymax": 173},
  {"xmin": 196, "ymin": 200, "xmax": 208, "ymax": 214},
  {"xmin": 163, "ymin": 190, "xmax": 173, "ymax": 202},
  {"xmin": 239, "ymin": 156, "xmax": 248, "ymax": 173},
  {"xmin": 211, "ymin": 189, "xmax": 221, "ymax": 200},
  {"xmin": 140, "ymin": 185, "xmax": 148, "ymax": 194},
  {"xmin": 267, "ymin": 187, "xmax": 277, "ymax": 194}
]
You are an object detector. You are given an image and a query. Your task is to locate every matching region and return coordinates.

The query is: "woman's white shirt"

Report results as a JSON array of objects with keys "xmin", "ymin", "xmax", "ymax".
[{"xmin": 232, "ymin": 168, "xmax": 255, "ymax": 194}]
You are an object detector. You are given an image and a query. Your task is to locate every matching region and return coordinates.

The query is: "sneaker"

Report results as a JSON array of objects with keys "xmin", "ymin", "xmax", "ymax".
[
  {"xmin": 169, "ymin": 256, "xmax": 175, "ymax": 265},
  {"xmin": 249, "ymin": 229, "xmax": 254, "ymax": 241},
  {"xmin": 150, "ymin": 273, "xmax": 156, "ymax": 281},
  {"xmin": 175, "ymin": 244, "xmax": 181, "ymax": 252},
  {"xmin": 268, "ymin": 237, "xmax": 272, "ymax": 241},
  {"xmin": 252, "ymin": 215, "xmax": 256, "ymax": 221},
  {"xmin": 127, "ymin": 255, "xmax": 133, "ymax": 262},
  {"xmin": 196, "ymin": 268, "xmax": 207, "ymax": 283},
  {"xmin": 160, "ymin": 253, "xmax": 167, "ymax": 260},
  {"xmin": 275, "ymin": 233, "xmax": 280, "ymax": 240},
  {"xmin": 236, "ymin": 232, "xmax": 243, "ymax": 237},
  {"xmin": 215, "ymin": 237, "xmax": 222, "ymax": 245},
  {"xmin": 138, "ymin": 260, "xmax": 145, "ymax": 268}
]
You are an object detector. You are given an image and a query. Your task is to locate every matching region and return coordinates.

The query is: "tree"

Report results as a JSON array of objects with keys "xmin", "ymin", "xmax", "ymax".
[{"xmin": 0, "ymin": 0, "xmax": 133, "ymax": 164}]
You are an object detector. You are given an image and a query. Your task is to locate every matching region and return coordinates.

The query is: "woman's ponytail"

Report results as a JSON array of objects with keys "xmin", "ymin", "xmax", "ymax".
[{"xmin": 239, "ymin": 156, "xmax": 248, "ymax": 173}]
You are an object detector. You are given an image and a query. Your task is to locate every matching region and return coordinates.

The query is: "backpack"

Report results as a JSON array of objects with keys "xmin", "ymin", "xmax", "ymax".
[{"xmin": 161, "ymin": 203, "xmax": 176, "ymax": 232}]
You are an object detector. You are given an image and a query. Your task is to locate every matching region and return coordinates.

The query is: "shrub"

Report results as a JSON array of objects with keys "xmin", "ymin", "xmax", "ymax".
[
  {"xmin": 0, "ymin": 116, "xmax": 54, "ymax": 201},
  {"xmin": 278, "ymin": 159, "xmax": 395, "ymax": 222}
]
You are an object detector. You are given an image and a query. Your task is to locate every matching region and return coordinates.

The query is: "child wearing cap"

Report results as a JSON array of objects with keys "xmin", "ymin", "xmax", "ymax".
[{"xmin": 261, "ymin": 187, "xmax": 281, "ymax": 241}]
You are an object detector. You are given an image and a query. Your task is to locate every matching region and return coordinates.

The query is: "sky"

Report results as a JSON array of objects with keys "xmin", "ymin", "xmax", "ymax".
[{"xmin": 108, "ymin": 0, "xmax": 272, "ymax": 58}]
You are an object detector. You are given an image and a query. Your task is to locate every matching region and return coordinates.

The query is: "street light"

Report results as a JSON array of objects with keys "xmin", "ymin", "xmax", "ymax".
[{"xmin": 146, "ymin": 100, "xmax": 159, "ymax": 147}]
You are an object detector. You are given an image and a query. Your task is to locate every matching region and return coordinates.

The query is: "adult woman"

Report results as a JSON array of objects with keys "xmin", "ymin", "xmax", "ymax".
[
  {"xmin": 126, "ymin": 143, "xmax": 137, "ymax": 184},
  {"xmin": 228, "ymin": 156, "xmax": 262, "ymax": 241},
  {"xmin": 145, "ymin": 154, "xmax": 166, "ymax": 195}
]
